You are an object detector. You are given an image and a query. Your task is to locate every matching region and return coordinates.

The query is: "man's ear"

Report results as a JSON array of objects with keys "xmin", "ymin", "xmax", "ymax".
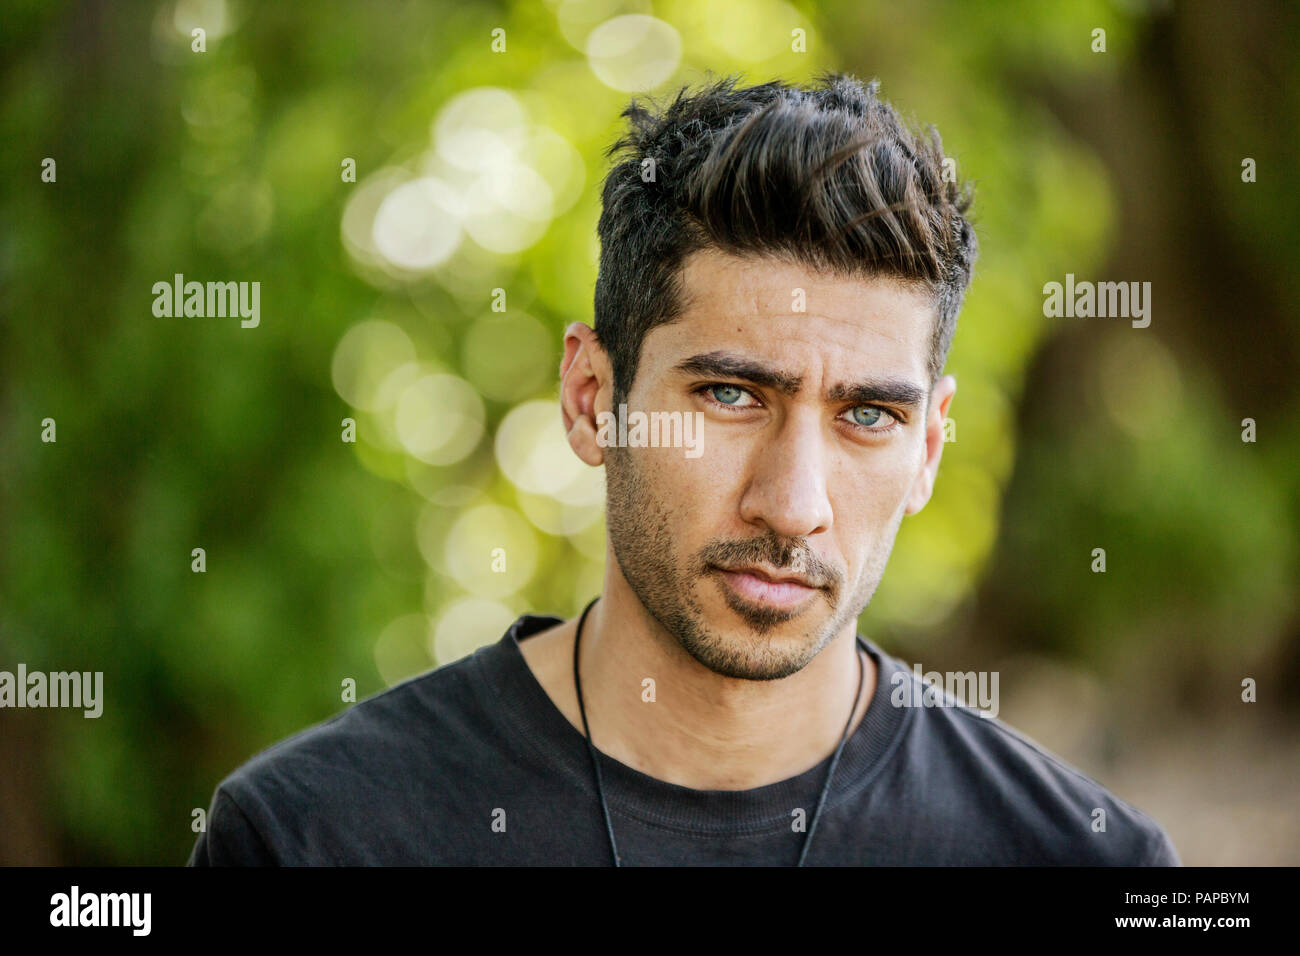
[
  {"xmin": 904, "ymin": 374, "xmax": 956, "ymax": 515},
  {"xmin": 560, "ymin": 321, "xmax": 611, "ymax": 467}
]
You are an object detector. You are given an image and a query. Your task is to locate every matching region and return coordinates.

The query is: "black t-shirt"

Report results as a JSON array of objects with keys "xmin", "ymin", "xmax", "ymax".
[{"xmin": 188, "ymin": 614, "xmax": 1180, "ymax": 865}]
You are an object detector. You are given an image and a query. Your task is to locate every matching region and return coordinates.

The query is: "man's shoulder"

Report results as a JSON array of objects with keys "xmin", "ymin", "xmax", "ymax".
[
  {"xmin": 212, "ymin": 643, "xmax": 504, "ymax": 835},
  {"xmin": 875, "ymin": 649, "xmax": 1180, "ymax": 865},
  {"xmin": 190, "ymin": 632, "xmax": 541, "ymax": 864}
]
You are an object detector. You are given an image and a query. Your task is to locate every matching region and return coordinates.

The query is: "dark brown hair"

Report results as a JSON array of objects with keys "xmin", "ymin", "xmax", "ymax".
[{"xmin": 593, "ymin": 72, "xmax": 977, "ymax": 404}]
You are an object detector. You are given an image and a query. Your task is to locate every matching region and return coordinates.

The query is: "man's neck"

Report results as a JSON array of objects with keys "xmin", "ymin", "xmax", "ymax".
[{"xmin": 516, "ymin": 590, "xmax": 876, "ymax": 791}]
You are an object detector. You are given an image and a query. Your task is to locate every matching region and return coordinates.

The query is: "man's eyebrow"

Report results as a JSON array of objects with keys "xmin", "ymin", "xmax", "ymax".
[
  {"xmin": 672, "ymin": 351, "xmax": 803, "ymax": 396},
  {"xmin": 826, "ymin": 379, "xmax": 927, "ymax": 408},
  {"xmin": 672, "ymin": 350, "xmax": 927, "ymax": 408}
]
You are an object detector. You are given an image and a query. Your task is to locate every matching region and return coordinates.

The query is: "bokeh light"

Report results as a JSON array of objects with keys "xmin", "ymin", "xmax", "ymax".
[
  {"xmin": 394, "ymin": 373, "xmax": 485, "ymax": 466},
  {"xmin": 172, "ymin": 0, "xmax": 231, "ymax": 42},
  {"xmin": 495, "ymin": 400, "xmax": 602, "ymax": 504},
  {"xmin": 441, "ymin": 504, "xmax": 540, "ymax": 598},
  {"xmin": 585, "ymin": 15, "xmax": 683, "ymax": 91},
  {"xmin": 372, "ymin": 177, "xmax": 464, "ymax": 271},
  {"xmin": 331, "ymin": 320, "xmax": 418, "ymax": 412},
  {"xmin": 431, "ymin": 597, "xmax": 521, "ymax": 664}
]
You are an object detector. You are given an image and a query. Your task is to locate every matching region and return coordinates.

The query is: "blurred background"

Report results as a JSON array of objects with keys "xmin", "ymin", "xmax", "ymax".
[{"xmin": 1, "ymin": 0, "xmax": 1297, "ymax": 865}]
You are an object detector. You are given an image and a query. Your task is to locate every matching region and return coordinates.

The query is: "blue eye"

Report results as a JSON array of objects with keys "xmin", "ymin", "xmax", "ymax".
[
  {"xmin": 850, "ymin": 406, "xmax": 884, "ymax": 427},
  {"xmin": 710, "ymin": 384, "xmax": 745, "ymax": 405}
]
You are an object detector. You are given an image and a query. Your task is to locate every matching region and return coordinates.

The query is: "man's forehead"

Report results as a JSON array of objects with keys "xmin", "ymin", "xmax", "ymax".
[
  {"xmin": 677, "ymin": 248, "xmax": 933, "ymax": 316},
  {"xmin": 654, "ymin": 249, "xmax": 936, "ymax": 385}
]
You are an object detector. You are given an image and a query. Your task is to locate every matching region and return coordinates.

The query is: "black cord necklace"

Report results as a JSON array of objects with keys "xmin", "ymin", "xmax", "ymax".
[{"xmin": 571, "ymin": 596, "xmax": 865, "ymax": 867}]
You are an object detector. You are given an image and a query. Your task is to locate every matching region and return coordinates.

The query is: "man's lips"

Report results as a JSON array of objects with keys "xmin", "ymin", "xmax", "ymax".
[{"xmin": 711, "ymin": 564, "xmax": 822, "ymax": 609}]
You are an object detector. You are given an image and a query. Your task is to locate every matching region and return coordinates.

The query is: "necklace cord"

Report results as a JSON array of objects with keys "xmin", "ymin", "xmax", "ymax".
[
  {"xmin": 571, "ymin": 596, "xmax": 865, "ymax": 867},
  {"xmin": 572, "ymin": 597, "xmax": 620, "ymax": 865}
]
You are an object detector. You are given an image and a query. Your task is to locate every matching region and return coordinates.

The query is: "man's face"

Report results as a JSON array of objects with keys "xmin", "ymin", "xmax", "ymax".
[{"xmin": 599, "ymin": 247, "xmax": 952, "ymax": 681}]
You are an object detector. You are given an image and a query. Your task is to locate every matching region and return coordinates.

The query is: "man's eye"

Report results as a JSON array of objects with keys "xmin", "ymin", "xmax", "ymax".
[
  {"xmin": 847, "ymin": 405, "xmax": 892, "ymax": 428},
  {"xmin": 709, "ymin": 384, "xmax": 749, "ymax": 406}
]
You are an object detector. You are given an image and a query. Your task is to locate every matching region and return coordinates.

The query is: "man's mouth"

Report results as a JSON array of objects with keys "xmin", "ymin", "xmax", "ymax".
[{"xmin": 710, "ymin": 563, "xmax": 822, "ymax": 609}]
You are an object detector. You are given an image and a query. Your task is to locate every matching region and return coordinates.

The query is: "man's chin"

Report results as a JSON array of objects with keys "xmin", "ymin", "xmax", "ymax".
[
  {"xmin": 681, "ymin": 639, "xmax": 819, "ymax": 682},
  {"xmin": 715, "ymin": 604, "xmax": 807, "ymax": 642},
  {"xmin": 681, "ymin": 601, "xmax": 836, "ymax": 681}
]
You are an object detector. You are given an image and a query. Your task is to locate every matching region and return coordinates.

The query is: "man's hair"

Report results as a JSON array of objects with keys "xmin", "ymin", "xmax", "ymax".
[{"xmin": 593, "ymin": 72, "xmax": 977, "ymax": 405}]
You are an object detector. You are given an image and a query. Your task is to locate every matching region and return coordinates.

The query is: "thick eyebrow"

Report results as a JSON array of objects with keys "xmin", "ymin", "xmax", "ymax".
[
  {"xmin": 826, "ymin": 379, "xmax": 927, "ymax": 409},
  {"xmin": 672, "ymin": 350, "xmax": 927, "ymax": 409},
  {"xmin": 673, "ymin": 351, "xmax": 803, "ymax": 396}
]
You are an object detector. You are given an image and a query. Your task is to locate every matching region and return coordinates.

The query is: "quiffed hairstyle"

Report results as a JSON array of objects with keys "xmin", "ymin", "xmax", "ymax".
[{"xmin": 593, "ymin": 72, "xmax": 977, "ymax": 404}]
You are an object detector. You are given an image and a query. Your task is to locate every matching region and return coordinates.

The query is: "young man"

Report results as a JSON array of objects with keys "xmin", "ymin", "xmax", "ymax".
[{"xmin": 190, "ymin": 74, "xmax": 1179, "ymax": 866}]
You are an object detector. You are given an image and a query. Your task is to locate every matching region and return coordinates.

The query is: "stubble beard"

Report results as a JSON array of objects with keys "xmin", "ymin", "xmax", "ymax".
[{"xmin": 603, "ymin": 444, "xmax": 893, "ymax": 681}]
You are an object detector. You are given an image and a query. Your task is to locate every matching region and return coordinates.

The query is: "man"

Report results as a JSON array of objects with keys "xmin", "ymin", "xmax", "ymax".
[{"xmin": 190, "ymin": 73, "xmax": 1179, "ymax": 866}]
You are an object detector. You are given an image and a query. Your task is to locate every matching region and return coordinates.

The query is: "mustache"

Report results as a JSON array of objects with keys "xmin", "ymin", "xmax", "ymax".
[{"xmin": 698, "ymin": 535, "xmax": 842, "ymax": 591}]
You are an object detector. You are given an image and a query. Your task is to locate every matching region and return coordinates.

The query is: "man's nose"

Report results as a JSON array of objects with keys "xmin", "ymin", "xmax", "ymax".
[{"xmin": 737, "ymin": 408, "xmax": 834, "ymax": 539}]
